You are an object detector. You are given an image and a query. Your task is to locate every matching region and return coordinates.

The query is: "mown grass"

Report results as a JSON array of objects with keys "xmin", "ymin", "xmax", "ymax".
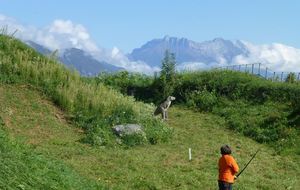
[{"xmin": 1, "ymin": 84, "xmax": 299, "ymax": 190}]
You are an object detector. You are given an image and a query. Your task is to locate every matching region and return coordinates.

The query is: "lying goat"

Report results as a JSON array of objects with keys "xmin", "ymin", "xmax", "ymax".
[{"xmin": 154, "ymin": 96, "xmax": 176, "ymax": 120}]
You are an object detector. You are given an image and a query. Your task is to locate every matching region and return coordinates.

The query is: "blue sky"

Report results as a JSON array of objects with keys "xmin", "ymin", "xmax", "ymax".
[{"xmin": 1, "ymin": 0, "xmax": 299, "ymax": 53}]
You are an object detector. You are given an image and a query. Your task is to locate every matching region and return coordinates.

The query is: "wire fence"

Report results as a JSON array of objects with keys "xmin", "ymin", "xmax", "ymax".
[{"xmin": 216, "ymin": 63, "xmax": 300, "ymax": 82}]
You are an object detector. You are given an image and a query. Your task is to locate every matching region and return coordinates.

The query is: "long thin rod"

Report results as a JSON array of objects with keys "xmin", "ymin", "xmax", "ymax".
[{"xmin": 236, "ymin": 149, "xmax": 260, "ymax": 178}]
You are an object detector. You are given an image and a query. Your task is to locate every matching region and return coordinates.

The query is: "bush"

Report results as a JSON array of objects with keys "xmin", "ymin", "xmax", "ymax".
[
  {"xmin": 95, "ymin": 71, "xmax": 154, "ymax": 102},
  {"xmin": 143, "ymin": 118, "xmax": 173, "ymax": 145},
  {"xmin": 121, "ymin": 133, "xmax": 147, "ymax": 147},
  {"xmin": 187, "ymin": 88, "xmax": 218, "ymax": 112}
]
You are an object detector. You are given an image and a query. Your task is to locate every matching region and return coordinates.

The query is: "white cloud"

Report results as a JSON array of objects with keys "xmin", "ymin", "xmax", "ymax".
[
  {"xmin": 0, "ymin": 14, "xmax": 159, "ymax": 74},
  {"xmin": 177, "ymin": 60, "xmax": 230, "ymax": 71},
  {"xmin": 37, "ymin": 19, "xmax": 100, "ymax": 53},
  {"xmin": 105, "ymin": 47, "xmax": 160, "ymax": 74},
  {"xmin": 177, "ymin": 62, "xmax": 210, "ymax": 71},
  {"xmin": 233, "ymin": 41, "xmax": 300, "ymax": 72},
  {"xmin": 178, "ymin": 41, "xmax": 300, "ymax": 73},
  {"xmin": 0, "ymin": 14, "xmax": 100, "ymax": 53}
]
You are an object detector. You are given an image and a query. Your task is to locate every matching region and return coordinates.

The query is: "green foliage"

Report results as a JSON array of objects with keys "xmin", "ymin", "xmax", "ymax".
[
  {"xmin": 153, "ymin": 50, "xmax": 177, "ymax": 100},
  {"xmin": 80, "ymin": 120, "xmax": 112, "ymax": 146},
  {"xmin": 142, "ymin": 117, "xmax": 173, "ymax": 145},
  {"xmin": 160, "ymin": 50, "xmax": 176, "ymax": 97},
  {"xmin": 0, "ymin": 34, "xmax": 171, "ymax": 147},
  {"xmin": 95, "ymin": 71, "xmax": 154, "ymax": 102},
  {"xmin": 94, "ymin": 51, "xmax": 178, "ymax": 104},
  {"xmin": 186, "ymin": 87, "xmax": 218, "ymax": 112},
  {"xmin": 121, "ymin": 133, "xmax": 148, "ymax": 147},
  {"xmin": 174, "ymin": 70, "xmax": 300, "ymax": 104}
]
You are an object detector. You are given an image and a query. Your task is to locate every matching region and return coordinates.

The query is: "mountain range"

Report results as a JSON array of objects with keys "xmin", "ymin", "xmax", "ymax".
[
  {"xmin": 27, "ymin": 36, "xmax": 254, "ymax": 75},
  {"xmin": 128, "ymin": 36, "xmax": 249, "ymax": 67},
  {"xmin": 27, "ymin": 36, "xmax": 296, "ymax": 75}
]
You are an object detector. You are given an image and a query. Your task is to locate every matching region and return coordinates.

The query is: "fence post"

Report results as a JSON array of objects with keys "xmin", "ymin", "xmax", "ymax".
[
  {"xmin": 273, "ymin": 72, "xmax": 276, "ymax": 81},
  {"xmin": 265, "ymin": 67, "xmax": 268, "ymax": 79},
  {"xmin": 281, "ymin": 72, "xmax": 283, "ymax": 81},
  {"xmin": 251, "ymin": 64, "xmax": 254, "ymax": 74},
  {"xmin": 238, "ymin": 65, "xmax": 241, "ymax": 71},
  {"xmin": 258, "ymin": 63, "xmax": 261, "ymax": 76},
  {"xmin": 245, "ymin": 64, "xmax": 248, "ymax": 73},
  {"xmin": 298, "ymin": 72, "xmax": 300, "ymax": 81}
]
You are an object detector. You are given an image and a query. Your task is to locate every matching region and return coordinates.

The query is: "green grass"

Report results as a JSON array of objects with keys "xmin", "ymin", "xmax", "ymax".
[{"xmin": 0, "ymin": 84, "xmax": 299, "ymax": 189}]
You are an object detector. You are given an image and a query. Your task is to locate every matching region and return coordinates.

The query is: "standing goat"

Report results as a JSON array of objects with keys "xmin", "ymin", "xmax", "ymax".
[{"xmin": 154, "ymin": 96, "xmax": 176, "ymax": 120}]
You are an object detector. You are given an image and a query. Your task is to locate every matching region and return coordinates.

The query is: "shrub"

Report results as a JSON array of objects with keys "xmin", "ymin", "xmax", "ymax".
[
  {"xmin": 95, "ymin": 71, "xmax": 154, "ymax": 102},
  {"xmin": 142, "ymin": 118, "xmax": 173, "ymax": 145},
  {"xmin": 121, "ymin": 133, "xmax": 147, "ymax": 147},
  {"xmin": 187, "ymin": 88, "xmax": 218, "ymax": 112}
]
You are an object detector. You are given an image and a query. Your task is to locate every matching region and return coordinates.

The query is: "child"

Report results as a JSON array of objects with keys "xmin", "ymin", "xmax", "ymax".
[{"xmin": 218, "ymin": 145, "xmax": 239, "ymax": 190}]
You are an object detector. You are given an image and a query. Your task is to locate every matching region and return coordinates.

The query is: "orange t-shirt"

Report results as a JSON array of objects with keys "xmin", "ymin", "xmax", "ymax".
[{"xmin": 218, "ymin": 154, "xmax": 239, "ymax": 183}]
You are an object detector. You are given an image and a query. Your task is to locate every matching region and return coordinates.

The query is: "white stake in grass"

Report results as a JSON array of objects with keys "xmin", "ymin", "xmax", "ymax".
[{"xmin": 189, "ymin": 148, "xmax": 192, "ymax": 161}]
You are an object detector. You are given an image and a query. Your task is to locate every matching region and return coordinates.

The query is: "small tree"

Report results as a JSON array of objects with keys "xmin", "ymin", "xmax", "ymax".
[
  {"xmin": 152, "ymin": 50, "xmax": 177, "ymax": 102},
  {"xmin": 285, "ymin": 72, "xmax": 296, "ymax": 83}
]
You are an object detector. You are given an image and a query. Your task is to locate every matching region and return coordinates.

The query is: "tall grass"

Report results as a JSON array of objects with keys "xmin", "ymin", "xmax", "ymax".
[{"xmin": 0, "ymin": 34, "xmax": 172, "ymax": 146}]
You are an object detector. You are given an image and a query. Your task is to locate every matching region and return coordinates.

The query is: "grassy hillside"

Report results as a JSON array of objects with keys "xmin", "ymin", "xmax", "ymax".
[
  {"xmin": 0, "ymin": 87, "xmax": 105, "ymax": 189},
  {"xmin": 96, "ymin": 70, "xmax": 300, "ymax": 155},
  {"xmin": 0, "ymin": 34, "xmax": 171, "ymax": 146},
  {"xmin": 0, "ymin": 83, "xmax": 299, "ymax": 189},
  {"xmin": 173, "ymin": 71, "xmax": 300, "ymax": 154}
]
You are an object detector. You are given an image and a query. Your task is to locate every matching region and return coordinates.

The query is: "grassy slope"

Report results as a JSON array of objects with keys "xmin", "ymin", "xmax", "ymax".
[
  {"xmin": 0, "ymin": 84, "xmax": 299, "ymax": 190},
  {"xmin": 0, "ymin": 34, "xmax": 170, "ymax": 147},
  {"xmin": 0, "ymin": 84, "xmax": 106, "ymax": 189}
]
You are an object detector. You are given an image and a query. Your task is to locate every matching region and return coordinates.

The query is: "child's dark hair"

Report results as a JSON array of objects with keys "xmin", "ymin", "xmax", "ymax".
[{"xmin": 220, "ymin": 145, "xmax": 232, "ymax": 155}]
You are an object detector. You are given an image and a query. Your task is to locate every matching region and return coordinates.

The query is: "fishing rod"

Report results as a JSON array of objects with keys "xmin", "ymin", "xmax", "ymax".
[{"xmin": 236, "ymin": 148, "xmax": 260, "ymax": 179}]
